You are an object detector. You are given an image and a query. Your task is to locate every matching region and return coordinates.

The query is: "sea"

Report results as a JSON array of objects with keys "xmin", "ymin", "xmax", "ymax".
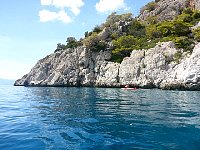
[{"xmin": 0, "ymin": 85, "xmax": 200, "ymax": 150}]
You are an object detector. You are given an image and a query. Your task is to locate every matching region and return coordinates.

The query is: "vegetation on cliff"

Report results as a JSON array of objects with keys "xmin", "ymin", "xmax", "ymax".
[{"xmin": 54, "ymin": 1, "xmax": 200, "ymax": 63}]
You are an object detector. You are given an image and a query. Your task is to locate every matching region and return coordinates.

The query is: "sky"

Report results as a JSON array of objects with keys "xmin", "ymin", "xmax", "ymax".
[{"xmin": 0, "ymin": 0, "xmax": 152, "ymax": 80}]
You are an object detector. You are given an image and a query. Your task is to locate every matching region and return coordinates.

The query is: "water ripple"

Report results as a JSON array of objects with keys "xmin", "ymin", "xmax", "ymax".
[{"xmin": 0, "ymin": 86, "xmax": 200, "ymax": 149}]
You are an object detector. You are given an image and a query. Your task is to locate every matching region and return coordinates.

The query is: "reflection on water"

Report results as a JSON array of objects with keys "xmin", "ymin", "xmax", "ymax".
[{"xmin": 0, "ymin": 86, "xmax": 200, "ymax": 149}]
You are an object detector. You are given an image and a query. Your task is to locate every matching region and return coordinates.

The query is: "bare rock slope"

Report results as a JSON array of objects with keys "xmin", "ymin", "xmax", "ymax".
[
  {"xmin": 139, "ymin": 0, "xmax": 200, "ymax": 22},
  {"xmin": 14, "ymin": 42, "xmax": 200, "ymax": 90}
]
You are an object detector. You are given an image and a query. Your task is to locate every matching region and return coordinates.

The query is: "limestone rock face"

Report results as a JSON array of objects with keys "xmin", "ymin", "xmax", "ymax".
[
  {"xmin": 139, "ymin": 0, "xmax": 200, "ymax": 22},
  {"xmin": 190, "ymin": 0, "xmax": 200, "ymax": 10},
  {"xmin": 139, "ymin": 0, "xmax": 187, "ymax": 22},
  {"xmin": 119, "ymin": 42, "xmax": 179, "ymax": 87},
  {"xmin": 160, "ymin": 43, "xmax": 200, "ymax": 90},
  {"xmin": 15, "ymin": 41, "xmax": 200, "ymax": 90},
  {"xmin": 14, "ymin": 46, "xmax": 119, "ymax": 87}
]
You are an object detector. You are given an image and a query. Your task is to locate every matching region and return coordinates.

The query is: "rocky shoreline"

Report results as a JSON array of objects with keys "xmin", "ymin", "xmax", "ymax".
[{"xmin": 14, "ymin": 42, "xmax": 200, "ymax": 90}]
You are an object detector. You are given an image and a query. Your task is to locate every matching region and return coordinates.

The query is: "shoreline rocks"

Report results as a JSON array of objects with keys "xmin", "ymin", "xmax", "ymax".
[{"xmin": 14, "ymin": 42, "xmax": 200, "ymax": 90}]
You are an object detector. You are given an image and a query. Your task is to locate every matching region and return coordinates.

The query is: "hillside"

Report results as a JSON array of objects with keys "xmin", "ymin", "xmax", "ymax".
[
  {"xmin": 53, "ymin": 0, "xmax": 200, "ymax": 63},
  {"xmin": 14, "ymin": 0, "xmax": 200, "ymax": 90}
]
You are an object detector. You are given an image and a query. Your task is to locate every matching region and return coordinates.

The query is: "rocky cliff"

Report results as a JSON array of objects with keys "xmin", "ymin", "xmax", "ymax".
[
  {"xmin": 160, "ymin": 42, "xmax": 200, "ymax": 90},
  {"xmin": 14, "ymin": 0, "xmax": 200, "ymax": 90},
  {"xmin": 190, "ymin": 0, "xmax": 200, "ymax": 10},
  {"xmin": 139, "ymin": 0, "xmax": 200, "ymax": 22},
  {"xmin": 14, "ymin": 41, "xmax": 200, "ymax": 90}
]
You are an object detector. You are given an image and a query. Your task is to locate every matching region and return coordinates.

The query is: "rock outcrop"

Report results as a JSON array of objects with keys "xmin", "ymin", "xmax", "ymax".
[
  {"xmin": 139, "ymin": 0, "xmax": 200, "ymax": 22},
  {"xmin": 190, "ymin": 0, "xmax": 200, "ymax": 10},
  {"xmin": 14, "ymin": 42, "xmax": 200, "ymax": 90},
  {"xmin": 118, "ymin": 42, "xmax": 179, "ymax": 88},
  {"xmin": 160, "ymin": 43, "xmax": 200, "ymax": 90},
  {"xmin": 14, "ymin": 46, "xmax": 120, "ymax": 87}
]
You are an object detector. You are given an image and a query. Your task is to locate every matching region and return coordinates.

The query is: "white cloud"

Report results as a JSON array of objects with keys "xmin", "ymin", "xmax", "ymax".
[
  {"xmin": 39, "ymin": 9, "xmax": 72, "ymax": 23},
  {"xmin": 70, "ymin": 7, "xmax": 81, "ymax": 16},
  {"xmin": 40, "ymin": 0, "xmax": 84, "ymax": 15},
  {"xmin": 41, "ymin": 0, "xmax": 52, "ymax": 5},
  {"xmin": 95, "ymin": 0, "xmax": 127, "ymax": 13}
]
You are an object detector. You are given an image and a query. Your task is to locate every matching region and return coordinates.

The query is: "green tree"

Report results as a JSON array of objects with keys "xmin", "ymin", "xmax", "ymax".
[
  {"xmin": 177, "ymin": 13, "xmax": 193, "ymax": 23},
  {"xmin": 66, "ymin": 37, "xmax": 81, "ymax": 49},
  {"xmin": 104, "ymin": 12, "xmax": 133, "ymax": 28},
  {"xmin": 93, "ymin": 25, "xmax": 102, "ymax": 33},
  {"xmin": 146, "ymin": 24, "xmax": 161, "ymax": 39},
  {"xmin": 183, "ymin": 8, "xmax": 193, "ymax": 15},
  {"xmin": 55, "ymin": 43, "xmax": 66, "ymax": 52},
  {"xmin": 140, "ymin": 2, "xmax": 157, "ymax": 13},
  {"xmin": 173, "ymin": 36, "xmax": 194, "ymax": 51},
  {"xmin": 83, "ymin": 33, "xmax": 107, "ymax": 51},
  {"xmin": 192, "ymin": 27, "xmax": 200, "ymax": 42},
  {"xmin": 156, "ymin": 21, "xmax": 173, "ymax": 37},
  {"xmin": 126, "ymin": 19, "xmax": 146, "ymax": 37},
  {"xmin": 113, "ymin": 35, "xmax": 136, "ymax": 49},
  {"xmin": 171, "ymin": 21, "xmax": 191, "ymax": 36},
  {"xmin": 192, "ymin": 11, "xmax": 200, "ymax": 19},
  {"xmin": 111, "ymin": 35, "xmax": 136, "ymax": 61}
]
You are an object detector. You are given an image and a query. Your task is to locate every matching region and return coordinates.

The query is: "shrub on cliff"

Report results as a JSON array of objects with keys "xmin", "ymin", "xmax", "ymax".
[
  {"xmin": 111, "ymin": 35, "xmax": 158, "ymax": 63},
  {"xmin": 112, "ymin": 35, "xmax": 136, "ymax": 50},
  {"xmin": 192, "ymin": 27, "xmax": 200, "ymax": 42},
  {"xmin": 146, "ymin": 24, "xmax": 160, "ymax": 39},
  {"xmin": 193, "ymin": 11, "xmax": 200, "ymax": 20},
  {"xmin": 55, "ymin": 9, "xmax": 200, "ymax": 62},
  {"xmin": 173, "ymin": 36, "xmax": 194, "ymax": 52},
  {"xmin": 92, "ymin": 25, "xmax": 102, "ymax": 33},
  {"xmin": 104, "ymin": 8, "xmax": 200, "ymax": 62},
  {"xmin": 111, "ymin": 35, "xmax": 135, "ymax": 62},
  {"xmin": 173, "ymin": 51, "xmax": 182, "ymax": 63},
  {"xmin": 66, "ymin": 37, "xmax": 82, "ymax": 49},
  {"xmin": 55, "ymin": 43, "xmax": 66, "ymax": 52},
  {"xmin": 126, "ymin": 19, "xmax": 146, "ymax": 37},
  {"xmin": 183, "ymin": 8, "xmax": 193, "ymax": 15},
  {"xmin": 104, "ymin": 12, "xmax": 132, "ymax": 28},
  {"xmin": 83, "ymin": 33, "xmax": 107, "ymax": 52},
  {"xmin": 177, "ymin": 13, "xmax": 193, "ymax": 23},
  {"xmin": 144, "ymin": 9, "xmax": 200, "ymax": 53},
  {"xmin": 146, "ymin": 20, "xmax": 191, "ymax": 39},
  {"xmin": 172, "ymin": 21, "xmax": 191, "ymax": 36},
  {"xmin": 140, "ymin": 2, "xmax": 157, "ymax": 13}
]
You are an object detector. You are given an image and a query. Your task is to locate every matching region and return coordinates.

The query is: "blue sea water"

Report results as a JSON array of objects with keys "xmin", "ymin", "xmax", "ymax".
[{"xmin": 0, "ymin": 85, "xmax": 200, "ymax": 150}]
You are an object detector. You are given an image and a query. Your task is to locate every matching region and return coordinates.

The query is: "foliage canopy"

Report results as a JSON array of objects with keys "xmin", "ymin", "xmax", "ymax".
[{"xmin": 55, "ymin": 9, "xmax": 200, "ymax": 63}]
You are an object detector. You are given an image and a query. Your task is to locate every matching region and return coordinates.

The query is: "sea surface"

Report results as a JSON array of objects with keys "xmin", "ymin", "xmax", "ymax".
[{"xmin": 0, "ymin": 85, "xmax": 200, "ymax": 150}]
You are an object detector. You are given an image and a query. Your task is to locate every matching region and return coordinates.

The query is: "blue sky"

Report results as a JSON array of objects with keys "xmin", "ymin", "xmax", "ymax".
[{"xmin": 0, "ymin": 0, "xmax": 152, "ymax": 80}]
